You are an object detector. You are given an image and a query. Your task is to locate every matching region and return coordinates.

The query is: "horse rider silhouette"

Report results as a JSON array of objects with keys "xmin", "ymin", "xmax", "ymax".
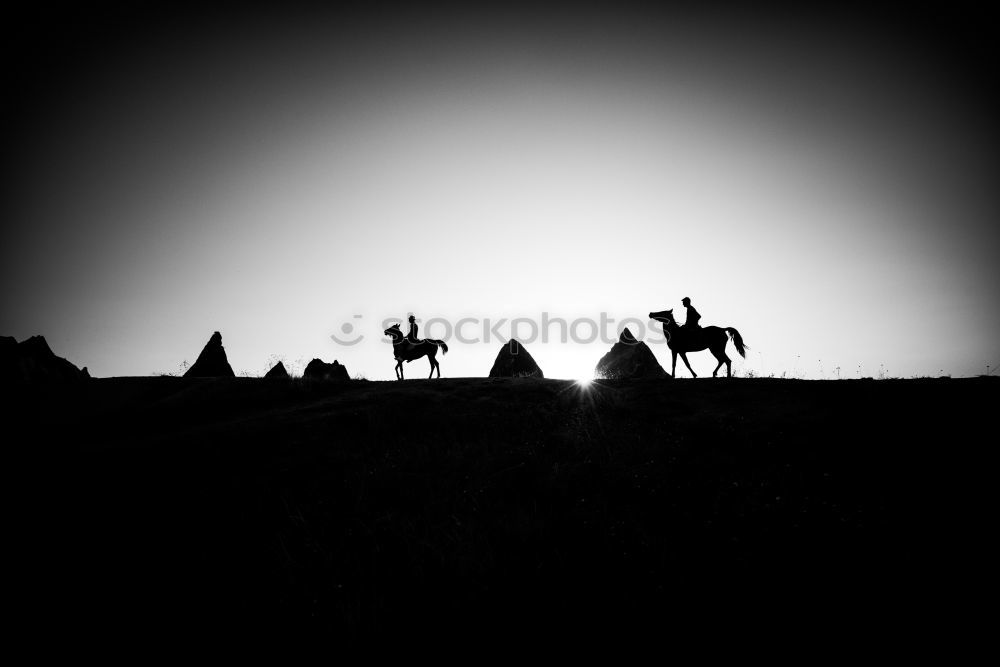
[
  {"xmin": 681, "ymin": 297, "xmax": 701, "ymax": 330},
  {"xmin": 649, "ymin": 306, "xmax": 747, "ymax": 378},
  {"xmin": 407, "ymin": 314, "xmax": 419, "ymax": 343}
]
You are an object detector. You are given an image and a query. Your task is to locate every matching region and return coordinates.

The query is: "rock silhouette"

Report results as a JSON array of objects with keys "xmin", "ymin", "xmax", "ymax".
[
  {"xmin": 0, "ymin": 334, "xmax": 90, "ymax": 387},
  {"xmin": 595, "ymin": 328, "xmax": 670, "ymax": 379},
  {"xmin": 303, "ymin": 358, "xmax": 350, "ymax": 381},
  {"xmin": 184, "ymin": 331, "xmax": 235, "ymax": 378},
  {"xmin": 489, "ymin": 339, "xmax": 544, "ymax": 378},
  {"xmin": 263, "ymin": 361, "xmax": 290, "ymax": 379}
]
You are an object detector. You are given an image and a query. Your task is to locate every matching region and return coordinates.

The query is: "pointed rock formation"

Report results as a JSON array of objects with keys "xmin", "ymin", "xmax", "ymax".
[
  {"xmin": 184, "ymin": 331, "xmax": 235, "ymax": 378},
  {"xmin": 264, "ymin": 361, "xmax": 290, "ymax": 379},
  {"xmin": 0, "ymin": 334, "xmax": 90, "ymax": 386},
  {"xmin": 595, "ymin": 328, "xmax": 670, "ymax": 379},
  {"xmin": 303, "ymin": 358, "xmax": 350, "ymax": 381},
  {"xmin": 489, "ymin": 339, "xmax": 544, "ymax": 378}
]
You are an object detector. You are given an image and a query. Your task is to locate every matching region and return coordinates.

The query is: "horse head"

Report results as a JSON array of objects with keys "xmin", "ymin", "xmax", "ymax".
[
  {"xmin": 649, "ymin": 309, "xmax": 676, "ymax": 326},
  {"xmin": 384, "ymin": 323, "xmax": 403, "ymax": 340}
]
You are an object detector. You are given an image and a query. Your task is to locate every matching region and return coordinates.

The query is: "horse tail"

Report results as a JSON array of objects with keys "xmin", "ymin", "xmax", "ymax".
[
  {"xmin": 725, "ymin": 328, "xmax": 748, "ymax": 358},
  {"xmin": 431, "ymin": 340, "xmax": 449, "ymax": 355}
]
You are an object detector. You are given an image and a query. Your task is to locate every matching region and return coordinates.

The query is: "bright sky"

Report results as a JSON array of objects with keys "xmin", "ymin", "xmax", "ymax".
[{"xmin": 2, "ymin": 7, "xmax": 997, "ymax": 379}]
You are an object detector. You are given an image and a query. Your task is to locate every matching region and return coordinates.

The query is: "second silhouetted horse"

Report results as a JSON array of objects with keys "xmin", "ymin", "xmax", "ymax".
[{"xmin": 649, "ymin": 309, "xmax": 748, "ymax": 378}]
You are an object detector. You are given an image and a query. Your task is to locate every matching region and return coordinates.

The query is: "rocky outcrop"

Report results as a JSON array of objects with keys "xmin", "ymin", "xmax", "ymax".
[
  {"xmin": 263, "ymin": 361, "xmax": 290, "ymax": 379},
  {"xmin": 489, "ymin": 339, "xmax": 544, "ymax": 378},
  {"xmin": 184, "ymin": 331, "xmax": 235, "ymax": 378},
  {"xmin": 303, "ymin": 358, "xmax": 350, "ymax": 381},
  {"xmin": 0, "ymin": 335, "xmax": 91, "ymax": 387},
  {"xmin": 595, "ymin": 328, "xmax": 669, "ymax": 379}
]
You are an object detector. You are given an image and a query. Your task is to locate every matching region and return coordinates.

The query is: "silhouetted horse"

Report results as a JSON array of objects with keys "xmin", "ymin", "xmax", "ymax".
[
  {"xmin": 383, "ymin": 323, "xmax": 449, "ymax": 379},
  {"xmin": 649, "ymin": 309, "xmax": 748, "ymax": 378}
]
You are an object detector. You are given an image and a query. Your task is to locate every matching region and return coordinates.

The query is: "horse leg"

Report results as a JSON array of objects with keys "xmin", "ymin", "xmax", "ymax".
[
  {"xmin": 397, "ymin": 360, "xmax": 404, "ymax": 380},
  {"xmin": 671, "ymin": 350, "xmax": 678, "ymax": 377},
  {"xmin": 680, "ymin": 352, "xmax": 697, "ymax": 378},
  {"xmin": 718, "ymin": 336, "xmax": 732, "ymax": 377},
  {"xmin": 711, "ymin": 348, "xmax": 730, "ymax": 378},
  {"xmin": 712, "ymin": 354, "xmax": 723, "ymax": 377},
  {"xmin": 709, "ymin": 344, "xmax": 724, "ymax": 377}
]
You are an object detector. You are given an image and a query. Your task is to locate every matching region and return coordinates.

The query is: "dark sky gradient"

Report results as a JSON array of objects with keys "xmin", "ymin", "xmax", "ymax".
[{"xmin": 3, "ymin": 2, "xmax": 997, "ymax": 378}]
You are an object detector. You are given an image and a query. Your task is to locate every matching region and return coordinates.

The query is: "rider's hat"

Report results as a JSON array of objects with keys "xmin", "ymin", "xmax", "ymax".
[
  {"xmin": 681, "ymin": 296, "xmax": 691, "ymax": 304},
  {"xmin": 408, "ymin": 314, "xmax": 416, "ymax": 321}
]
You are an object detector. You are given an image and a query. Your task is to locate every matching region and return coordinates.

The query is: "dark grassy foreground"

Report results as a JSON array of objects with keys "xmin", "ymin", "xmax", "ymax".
[{"xmin": 12, "ymin": 376, "xmax": 997, "ymax": 642}]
